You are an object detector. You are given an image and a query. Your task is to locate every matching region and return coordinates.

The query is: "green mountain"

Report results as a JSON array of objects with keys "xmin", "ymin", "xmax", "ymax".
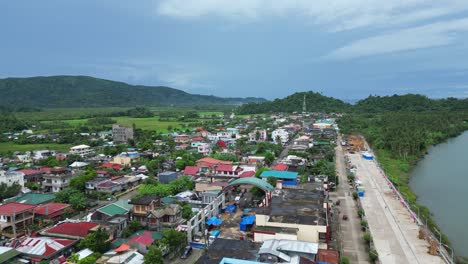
[
  {"xmin": 236, "ymin": 91, "xmax": 352, "ymax": 114},
  {"xmin": 354, "ymin": 94, "xmax": 468, "ymax": 112},
  {"xmin": 0, "ymin": 75, "xmax": 266, "ymax": 108},
  {"xmin": 237, "ymin": 92, "xmax": 468, "ymax": 114}
]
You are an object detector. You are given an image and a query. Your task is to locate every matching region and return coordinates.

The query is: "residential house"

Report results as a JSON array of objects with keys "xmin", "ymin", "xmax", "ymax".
[
  {"xmin": 0, "ymin": 170, "xmax": 24, "ymax": 187},
  {"xmin": 96, "ymin": 180, "xmax": 122, "ymax": 194},
  {"xmin": 34, "ymin": 202, "xmax": 70, "ymax": 222},
  {"xmin": 5, "ymin": 193, "xmax": 55, "ymax": 205},
  {"xmin": 42, "ymin": 167, "xmax": 72, "ymax": 193},
  {"xmin": 214, "ymin": 165, "xmax": 243, "ymax": 177},
  {"xmin": 0, "ymin": 202, "xmax": 36, "ymax": 238},
  {"xmin": 272, "ymin": 129, "xmax": 289, "ymax": 144},
  {"xmin": 197, "ymin": 143, "xmax": 211, "ymax": 155},
  {"xmin": 196, "ymin": 158, "xmax": 232, "ymax": 174},
  {"xmin": 129, "ymin": 195, "xmax": 183, "ymax": 231},
  {"xmin": 16, "ymin": 237, "xmax": 77, "ymax": 263},
  {"xmin": 32, "ymin": 150, "xmax": 56, "ymax": 161},
  {"xmin": 18, "ymin": 169, "xmax": 44, "ymax": 183},
  {"xmin": 158, "ymin": 171, "xmax": 178, "ymax": 184},
  {"xmin": 174, "ymin": 134, "xmax": 190, "ymax": 143},
  {"xmin": 70, "ymin": 144, "xmax": 94, "ymax": 157},
  {"xmin": 113, "ymin": 152, "xmax": 139, "ymax": 166},
  {"xmin": 92, "ymin": 200, "xmax": 132, "ymax": 237},
  {"xmin": 41, "ymin": 221, "xmax": 98, "ymax": 240},
  {"xmin": 85, "ymin": 178, "xmax": 109, "ymax": 193},
  {"xmin": 183, "ymin": 166, "xmax": 200, "ymax": 177},
  {"xmin": 112, "ymin": 124, "xmax": 134, "ymax": 144}
]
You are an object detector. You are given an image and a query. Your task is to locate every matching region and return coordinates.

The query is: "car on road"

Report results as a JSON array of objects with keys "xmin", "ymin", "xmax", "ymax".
[{"xmin": 180, "ymin": 246, "xmax": 192, "ymax": 259}]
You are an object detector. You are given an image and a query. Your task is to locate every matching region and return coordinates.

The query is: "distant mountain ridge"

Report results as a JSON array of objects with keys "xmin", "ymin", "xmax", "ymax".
[
  {"xmin": 0, "ymin": 75, "xmax": 266, "ymax": 108},
  {"xmin": 236, "ymin": 92, "xmax": 468, "ymax": 114}
]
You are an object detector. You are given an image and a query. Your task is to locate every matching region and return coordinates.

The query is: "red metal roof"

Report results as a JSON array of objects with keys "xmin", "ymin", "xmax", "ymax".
[
  {"xmin": 101, "ymin": 162, "xmax": 122, "ymax": 170},
  {"xmin": 183, "ymin": 166, "xmax": 200, "ymax": 176},
  {"xmin": 39, "ymin": 167, "xmax": 53, "ymax": 174},
  {"xmin": 0, "ymin": 202, "xmax": 36, "ymax": 215},
  {"xmin": 128, "ymin": 235, "xmax": 154, "ymax": 246},
  {"xmin": 239, "ymin": 171, "xmax": 255, "ymax": 178},
  {"xmin": 273, "ymin": 164, "xmax": 288, "ymax": 171},
  {"xmin": 45, "ymin": 222, "xmax": 98, "ymax": 238},
  {"xmin": 19, "ymin": 169, "xmax": 42, "ymax": 175},
  {"xmin": 216, "ymin": 165, "xmax": 233, "ymax": 172},
  {"xmin": 317, "ymin": 249, "xmax": 339, "ymax": 264},
  {"xmin": 197, "ymin": 158, "xmax": 232, "ymax": 165},
  {"xmin": 34, "ymin": 202, "xmax": 70, "ymax": 216}
]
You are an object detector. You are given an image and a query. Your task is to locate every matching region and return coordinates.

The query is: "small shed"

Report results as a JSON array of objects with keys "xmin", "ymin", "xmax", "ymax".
[{"xmin": 158, "ymin": 171, "xmax": 178, "ymax": 184}]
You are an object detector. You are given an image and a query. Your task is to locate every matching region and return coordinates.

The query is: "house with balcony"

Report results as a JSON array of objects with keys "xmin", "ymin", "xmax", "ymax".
[
  {"xmin": 42, "ymin": 167, "xmax": 72, "ymax": 193},
  {"xmin": 129, "ymin": 195, "xmax": 183, "ymax": 231},
  {"xmin": 0, "ymin": 202, "xmax": 36, "ymax": 238}
]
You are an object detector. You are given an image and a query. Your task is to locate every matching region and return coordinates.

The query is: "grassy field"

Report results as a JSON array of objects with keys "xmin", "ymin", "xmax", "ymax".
[
  {"xmin": 13, "ymin": 107, "xmax": 230, "ymax": 122},
  {"xmin": 40, "ymin": 116, "xmax": 198, "ymax": 132},
  {"xmin": 111, "ymin": 116, "xmax": 196, "ymax": 131},
  {"xmin": 0, "ymin": 142, "xmax": 72, "ymax": 154}
]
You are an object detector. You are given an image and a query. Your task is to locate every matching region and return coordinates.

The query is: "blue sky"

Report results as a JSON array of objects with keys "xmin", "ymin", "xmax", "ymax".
[{"xmin": 1, "ymin": 0, "xmax": 468, "ymax": 100}]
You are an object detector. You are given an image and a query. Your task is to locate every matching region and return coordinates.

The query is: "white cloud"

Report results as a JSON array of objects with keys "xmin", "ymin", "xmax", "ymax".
[
  {"xmin": 82, "ymin": 59, "xmax": 212, "ymax": 91},
  {"xmin": 326, "ymin": 18, "xmax": 468, "ymax": 59},
  {"xmin": 156, "ymin": 0, "xmax": 468, "ymax": 31}
]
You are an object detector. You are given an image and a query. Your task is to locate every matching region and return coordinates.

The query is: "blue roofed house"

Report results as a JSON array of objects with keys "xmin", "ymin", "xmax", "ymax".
[{"xmin": 260, "ymin": 170, "xmax": 298, "ymax": 186}]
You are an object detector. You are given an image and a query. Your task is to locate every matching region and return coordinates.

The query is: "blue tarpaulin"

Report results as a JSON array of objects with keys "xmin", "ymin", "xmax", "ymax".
[
  {"xmin": 225, "ymin": 204, "xmax": 237, "ymax": 214},
  {"xmin": 239, "ymin": 215, "xmax": 256, "ymax": 231},
  {"xmin": 206, "ymin": 216, "xmax": 223, "ymax": 226}
]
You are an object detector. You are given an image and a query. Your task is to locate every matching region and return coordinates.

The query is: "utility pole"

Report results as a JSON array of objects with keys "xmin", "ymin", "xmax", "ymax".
[{"xmin": 302, "ymin": 94, "xmax": 307, "ymax": 113}]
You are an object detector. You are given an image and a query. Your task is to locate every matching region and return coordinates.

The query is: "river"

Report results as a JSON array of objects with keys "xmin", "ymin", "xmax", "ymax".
[{"xmin": 410, "ymin": 131, "xmax": 468, "ymax": 256}]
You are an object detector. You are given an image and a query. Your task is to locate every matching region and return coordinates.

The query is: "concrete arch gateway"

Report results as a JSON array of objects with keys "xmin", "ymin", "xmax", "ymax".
[{"xmin": 224, "ymin": 177, "xmax": 275, "ymax": 192}]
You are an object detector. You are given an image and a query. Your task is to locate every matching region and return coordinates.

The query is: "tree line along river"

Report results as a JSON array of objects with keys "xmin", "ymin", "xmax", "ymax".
[{"xmin": 410, "ymin": 131, "xmax": 468, "ymax": 256}]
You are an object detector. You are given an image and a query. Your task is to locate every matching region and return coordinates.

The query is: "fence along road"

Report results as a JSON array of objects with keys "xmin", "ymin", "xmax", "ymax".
[{"xmin": 348, "ymin": 145, "xmax": 445, "ymax": 264}]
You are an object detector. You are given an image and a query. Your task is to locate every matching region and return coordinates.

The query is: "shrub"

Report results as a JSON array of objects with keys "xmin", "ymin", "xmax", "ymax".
[
  {"xmin": 357, "ymin": 208, "xmax": 364, "ymax": 218},
  {"xmin": 363, "ymin": 232, "xmax": 372, "ymax": 246},
  {"xmin": 369, "ymin": 249, "xmax": 379, "ymax": 262},
  {"xmin": 352, "ymin": 191, "xmax": 358, "ymax": 200},
  {"xmin": 340, "ymin": 256, "xmax": 350, "ymax": 264},
  {"xmin": 361, "ymin": 220, "xmax": 368, "ymax": 231}
]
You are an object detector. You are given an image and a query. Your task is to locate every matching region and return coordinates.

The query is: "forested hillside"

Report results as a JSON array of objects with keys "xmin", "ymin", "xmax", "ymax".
[
  {"xmin": 0, "ymin": 76, "xmax": 266, "ymax": 108},
  {"xmin": 354, "ymin": 94, "xmax": 468, "ymax": 112},
  {"xmin": 236, "ymin": 91, "xmax": 351, "ymax": 114}
]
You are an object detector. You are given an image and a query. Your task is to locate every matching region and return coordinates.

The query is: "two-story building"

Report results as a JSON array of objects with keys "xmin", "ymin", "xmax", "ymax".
[
  {"xmin": 70, "ymin": 144, "xmax": 94, "ymax": 157},
  {"xmin": 0, "ymin": 170, "xmax": 25, "ymax": 187},
  {"xmin": 129, "ymin": 195, "xmax": 183, "ymax": 231},
  {"xmin": 0, "ymin": 202, "xmax": 36, "ymax": 238}
]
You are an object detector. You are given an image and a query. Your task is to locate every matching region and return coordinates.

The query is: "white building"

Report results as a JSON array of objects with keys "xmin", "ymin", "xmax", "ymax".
[
  {"xmin": 197, "ymin": 143, "xmax": 212, "ymax": 156},
  {"xmin": 272, "ymin": 129, "xmax": 289, "ymax": 144},
  {"xmin": 33, "ymin": 150, "xmax": 56, "ymax": 160},
  {"xmin": 70, "ymin": 145, "xmax": 94, "ymax": 157},
  {"xmin": 0, "ymin": 170, "xmax": 25, "ymax": 187}
]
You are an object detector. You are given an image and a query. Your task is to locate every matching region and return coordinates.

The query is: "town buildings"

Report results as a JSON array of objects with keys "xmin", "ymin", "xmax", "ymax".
[{"xmin": 112, "ymin": 124, "xmax": 134, "ymax": 144}]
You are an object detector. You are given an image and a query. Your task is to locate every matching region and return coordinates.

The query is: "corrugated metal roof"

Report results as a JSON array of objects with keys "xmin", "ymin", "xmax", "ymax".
[
  {"xmin": 16, "ymin": 237, "xmax": 75, "ymax": 257},
  {"xmin": 260, "ymin": 170, "xmax": 298, "ymax": 180},
  {"xmin": 226, "ymin": 177, "xmax": 275, "ymax": 192}
]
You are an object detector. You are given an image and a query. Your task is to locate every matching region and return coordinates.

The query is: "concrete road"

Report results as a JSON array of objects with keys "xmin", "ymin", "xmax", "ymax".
[
  {"xmin": 334, "ymin": 136, "xmax": 370, "ymax": 264},
  {"xmin": 349, "ymin": 147, "xmax": 444, "ymax": 264}
]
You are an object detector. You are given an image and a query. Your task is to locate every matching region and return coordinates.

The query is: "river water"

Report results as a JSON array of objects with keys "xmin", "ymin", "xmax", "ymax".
[{"xmin": 410, "ymin": 131, "xmax": 468, "ymax": 255}]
